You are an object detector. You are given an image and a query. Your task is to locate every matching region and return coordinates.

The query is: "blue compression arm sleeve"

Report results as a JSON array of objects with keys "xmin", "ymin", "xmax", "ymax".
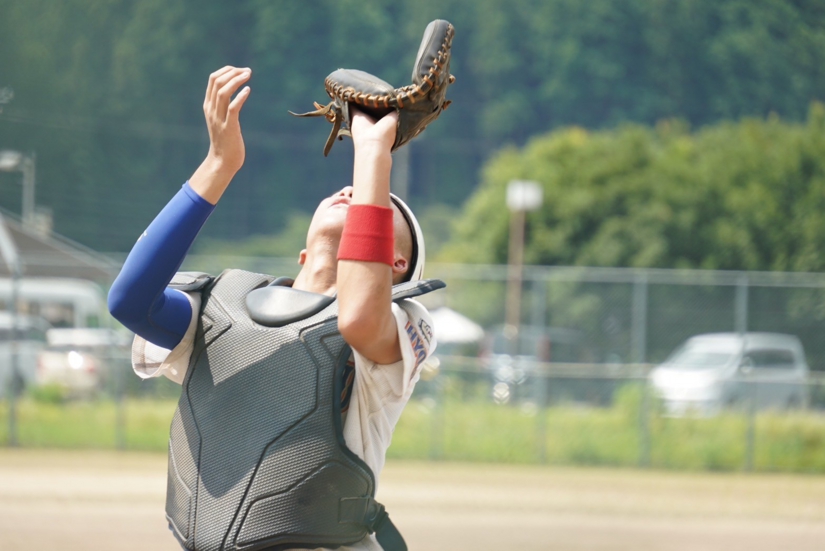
[{"xmin": 108, "ymin": 182, "xmax": 215, "ymax": 349}]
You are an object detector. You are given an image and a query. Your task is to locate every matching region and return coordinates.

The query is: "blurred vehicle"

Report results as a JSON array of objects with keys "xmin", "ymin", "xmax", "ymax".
[
  {"xmin": 35, "ymin": 328, "xmax": 129, "ymax": 397},
  {"xmin": 483, "ymin": 325, "xmax": 601, "ymax": 405},
  {"xmin": 650, "ymin": 332, "xmax": 809, "ymax": 416},
  {"xmin": 0, "ymin": 277, "xmax": 106, "ymax": 328},
  {"xmin": 0, "ymin": 312, "xmax": 51, "ymax": 396}
]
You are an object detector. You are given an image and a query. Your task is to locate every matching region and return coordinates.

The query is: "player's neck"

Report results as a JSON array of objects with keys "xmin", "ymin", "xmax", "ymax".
[{"xmin": 293, "ymin": 241, "xmax": 338, "ymax": 296}]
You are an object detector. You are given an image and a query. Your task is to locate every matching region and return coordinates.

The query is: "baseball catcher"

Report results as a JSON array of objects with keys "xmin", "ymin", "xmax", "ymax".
[
  {"xmin": 291, "ymin": 19, "xmax": 455, "ymax": 155},
  {"xmin": 108, "ymin": 18, "xmax": 454, "ymax": 551}
]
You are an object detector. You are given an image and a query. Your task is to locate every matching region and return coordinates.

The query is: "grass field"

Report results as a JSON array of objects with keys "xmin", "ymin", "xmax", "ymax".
[
  {"xmin": 2, "ymin": 392, "xmax": 825, "ymax": 473},
  {"xmin": 0, "ymin": 449, "xmax": 824, "ymax": 551}
]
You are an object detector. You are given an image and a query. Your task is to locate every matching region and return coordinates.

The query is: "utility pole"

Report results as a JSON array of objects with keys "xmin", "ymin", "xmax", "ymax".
[{"xmin": 504, "ymin": 180, "xmax": 543, "ymax": 343}]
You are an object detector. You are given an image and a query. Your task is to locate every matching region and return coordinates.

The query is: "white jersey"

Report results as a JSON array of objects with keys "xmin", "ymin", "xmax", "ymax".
[{"xmin": 131, "ymin": 289, "xmax": 436, "ymax": 551}]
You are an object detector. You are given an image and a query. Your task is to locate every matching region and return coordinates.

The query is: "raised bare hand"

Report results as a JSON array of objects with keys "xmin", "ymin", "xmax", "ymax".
[
  {"xmin": 203, "ymin": 66, "xmax": 251, "ymax": 176},
  {"xmin": 189, "ymin": 67, "xmax": 252, "ymax": 204}
]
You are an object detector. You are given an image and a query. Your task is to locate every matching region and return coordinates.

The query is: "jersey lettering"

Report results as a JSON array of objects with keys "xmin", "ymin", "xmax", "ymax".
[
  {"xmin": 417, "ymin": 319, "xmax": 433, "ymax": 345},
  {"xmin": 405, "ymin": 320, "xmax": 428, "ymax": 367}
]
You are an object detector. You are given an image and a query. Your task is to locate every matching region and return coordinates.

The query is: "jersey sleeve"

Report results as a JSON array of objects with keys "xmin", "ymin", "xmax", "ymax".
[
  {"xmin": 389, "ymin": 298, "xmax": 438, "ymax": 396},
  {"xmin": 131, "ymin": 290, "xmax": 201, "ymax": 385},
  {"xmin": 342, "ymin": 299, "xmax": 437, "ymax": 478},
  {"xmin": 351, "ymin": 299, "xmax": 437, "ymax": 400}
]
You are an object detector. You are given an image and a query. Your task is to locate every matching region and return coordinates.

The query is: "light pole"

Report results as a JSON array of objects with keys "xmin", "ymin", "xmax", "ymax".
[
  {"xmin": 505, "ymin": 180, "xmax": 543, "ymax": 340},
  {"xmin": 0, "ymin": 150, "xmax": 36, "ymax": 228}
]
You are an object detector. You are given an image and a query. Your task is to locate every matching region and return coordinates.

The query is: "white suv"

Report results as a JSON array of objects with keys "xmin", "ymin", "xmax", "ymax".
[{"xmin": 649, "ymin": 333, "xmax": 809, "ymax": 416}]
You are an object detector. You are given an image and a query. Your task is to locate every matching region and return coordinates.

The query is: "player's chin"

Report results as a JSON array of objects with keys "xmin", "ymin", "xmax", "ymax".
[
  {"xmin": 324, "ymin": 204, "xmax": 349, "ymax": 225},
  {"xmin": 312, "ymin": 210, "xmax": 347, "ymax": 238}
]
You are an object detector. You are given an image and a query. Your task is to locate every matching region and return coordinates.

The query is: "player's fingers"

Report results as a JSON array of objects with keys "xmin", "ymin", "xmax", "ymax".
[
  {"xmin": 376, "ymin": 110, "xmax": 399, "ymax": 129},
  {"xmin": 205, "ymin": 66, "xmax": 236, "ymax": 111},
  {"xmin": 374, "ymin": 111, "xmax": 398, "ymax": 143},
  {"xmin": 228, "ymin": 86, "xmax": 251, "ymax": 117},
  {"xmin": 350, "ymin": 106, "xmax": 375, "ymax": 124},
  {"xmin": 350, "ymin": 108, "xmax": 376, "ymax": 136},
  {"xmin": 209, "ymin": 67, "xmax": 247, "ymax": 113},
  {"xmin": 216, "ymin": 69, "xmax": 251, "ymax": 120},
  {"xmin": 209, "ymin": 67, "xmax": 243, "ymax": 110}
]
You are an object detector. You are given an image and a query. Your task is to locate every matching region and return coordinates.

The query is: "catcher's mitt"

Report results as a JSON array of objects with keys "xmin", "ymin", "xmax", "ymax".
[{"xmin": 291, "ymin": 19, "xmax": 455, "ymax": 156}]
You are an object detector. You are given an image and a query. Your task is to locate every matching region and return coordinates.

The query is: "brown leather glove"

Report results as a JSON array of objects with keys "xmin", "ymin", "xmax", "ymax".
[{"xmin": 291, "ymin": 19, "xmax": 456, "ymax": 156}]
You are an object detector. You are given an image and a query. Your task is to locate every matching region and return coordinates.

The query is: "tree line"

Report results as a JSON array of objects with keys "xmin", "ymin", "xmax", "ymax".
[
  {"xmin": 1, "ymin": 0, "xmax": 824, "ymax": 258},
  {"xmin": 442, "ymin": 105, "xmax": 825, "ymax": 272}
]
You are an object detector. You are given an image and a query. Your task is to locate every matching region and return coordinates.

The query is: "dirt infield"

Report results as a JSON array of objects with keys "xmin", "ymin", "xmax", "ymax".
[{"xmin": 1, "ymin": 449, "xmax": 823, "ymax": 551}]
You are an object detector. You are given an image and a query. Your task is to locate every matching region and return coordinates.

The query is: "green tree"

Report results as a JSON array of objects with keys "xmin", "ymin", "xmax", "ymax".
[
  {"xmin": 3, "ymin": 0, "xmax": 825, "ymax": 252},
  {"xmin": 441, "ymin": 104, "xmax": 825, "ymax": 272}
]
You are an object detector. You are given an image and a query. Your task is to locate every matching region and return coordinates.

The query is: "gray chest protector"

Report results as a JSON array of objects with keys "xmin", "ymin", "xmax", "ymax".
[{"xmin": 165, "ymin": 269, "xmax": 444, "ymax": 551}]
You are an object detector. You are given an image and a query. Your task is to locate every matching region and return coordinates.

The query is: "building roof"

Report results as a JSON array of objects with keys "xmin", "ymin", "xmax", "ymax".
[{"xmin": 0, "ymin": 209, "xmax": 118, "ymax": 283}]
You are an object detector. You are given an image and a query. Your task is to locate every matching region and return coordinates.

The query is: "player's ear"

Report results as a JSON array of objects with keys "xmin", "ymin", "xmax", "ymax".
[
  {"xmin": 298, "ymin": 249, "xmax": 307, "ymax": 265},
  {"xmin": 391, "ymin": 253, "xmax": 408, "ymax": 277}
]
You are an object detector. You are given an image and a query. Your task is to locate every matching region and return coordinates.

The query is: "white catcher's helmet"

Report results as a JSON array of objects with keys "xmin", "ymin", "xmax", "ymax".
[{"xmin": 390, "ymin": 194, "xmax": 425, "ymax": 282}]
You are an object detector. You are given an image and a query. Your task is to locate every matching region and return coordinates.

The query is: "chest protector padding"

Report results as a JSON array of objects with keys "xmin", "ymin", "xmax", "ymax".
[{"xmin": 165, "ymin": 269, "xmax": 443, "ymax": 551}]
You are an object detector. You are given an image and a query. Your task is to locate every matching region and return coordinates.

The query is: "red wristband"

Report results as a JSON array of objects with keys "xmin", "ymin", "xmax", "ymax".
[{"xmin": 337, "ymin": 204, "xmax": 395, "ymax": 266}]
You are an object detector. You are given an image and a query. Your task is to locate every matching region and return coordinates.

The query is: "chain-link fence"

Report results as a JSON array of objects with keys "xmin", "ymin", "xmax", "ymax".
[
  {"xmin": 1, "ymin": 258, "xmax": 825, "ymax": 472},
  {"xmin": 423, "ymin": 264, "xmax": 825, "ymax": 369},
  {"xmin": 405, "ymin": 359, "xmax": 825, "ymax": 472}
]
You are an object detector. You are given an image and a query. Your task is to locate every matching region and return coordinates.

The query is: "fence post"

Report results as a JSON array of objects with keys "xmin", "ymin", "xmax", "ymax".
[
  {"xmin": 7, "ymin": 376, "xmax": 18, "ymax": 448},
  {"xmin": 735, "ymin": 276, "xmax": 749, "ymax": 335},
  {"xmin": 535, "ymin": 370, "xmax": 548, "ymax": 463},
  {"xmin": 638, "ymin": 378, "xmax": 650, "ymax": 467},
  {"xmin": 104, "ymin": 312, "xmax": 127, "ymax": 451},
  {"xmin": 7, "ymin": 333, "xmax": 19, "ymax": 447},
  {"xmin": 530, "ymin": 278, "xmax": 547, "ymax": 328},
  {"xmin": 0, "ymin": 215, "xmax": 22, "ymax": 448},
  {"xmin": 632, "ymin": 273, "xmax": 650, "ymax": 467},
  {"xmin": 115, "ymin": 354, "xmax": 126, "ymax": 451},
  {"xmin": 7, "ymin": 267, "xmax": 21, "ymax": 448},
  {"xmin": 531, "ymin": 279, "xmax": 548, "ymax": 463},
  {"xmin": 745, "ymin": 376, "xmax": 756, "ymax": 472},
  {"xmin": 631, "ymin": 273, "xmax": 648, "ymax": 366},
  {"xmin": 735, "ymin": 276, "xmax": 754, "ymax": 471},
  {"xmin": 429, "ymin": 370, "xmax": 445, "ymax": 461}
]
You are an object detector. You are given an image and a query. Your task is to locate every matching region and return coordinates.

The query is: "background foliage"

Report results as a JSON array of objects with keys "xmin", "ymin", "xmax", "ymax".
[
  {"xmin": 2, "ymin": 0, "xmax": 825, "ymax": 262},
  {"xmin": 442, "ymin": 105, "xmax": 825, "ymax": 271}
]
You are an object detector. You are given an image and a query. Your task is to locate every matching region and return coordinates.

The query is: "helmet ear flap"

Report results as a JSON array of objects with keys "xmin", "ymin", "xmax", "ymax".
[{"xmin": 390, "ymin": 194, "xmax": 426, "ymax": 282}]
